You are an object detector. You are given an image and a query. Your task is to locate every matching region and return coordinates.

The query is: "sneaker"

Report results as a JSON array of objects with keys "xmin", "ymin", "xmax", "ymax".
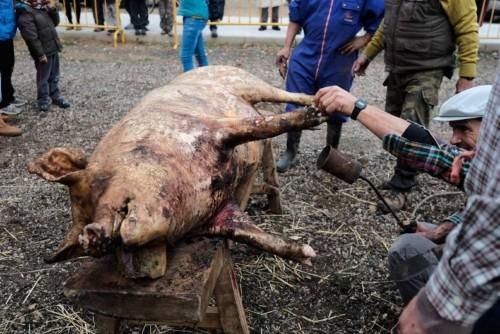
[
  {"xmin": 124, "ymin": 23, "xmax": 134, "ymax": 30},
  {"xmin": 66, "ymin": 26, "xmax": 75, "ymax": 30},
  {"xmin": 0, "ymin": 104, "xmax": 22, "ymax": 116},
  {"xmin": 211, "ymin": 30, "xmax": 218, "ymax": 38},
  {"xmin": 52, "ymin": 99, "xmax": 70, "ymax": 108},
  {"xmin": 258, "ymin": 26, "xmax": 267, "ymax": 31},
  {"xmin": 94, "ymin": 28, "xmax": 105, "ymax": 32},
  {"xmin": 140, "ymin": 29, "xmax": 146, "ymax": 35},
  {"xmin": 272, "ymin": 26, "xmax": 281, "ymax": 31},
  {"xmin": 135, "ymin": 29, "xmax": 141, "ymax": 36},
  {"xmin": 378, "ymin": 190, "xmax": 406, "ymax": 213}
]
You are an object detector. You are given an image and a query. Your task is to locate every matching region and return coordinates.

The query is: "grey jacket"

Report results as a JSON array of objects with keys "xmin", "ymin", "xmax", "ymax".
[{"xmin": 16, "ymin": 5, "xmax": 62, "ymax": 61}]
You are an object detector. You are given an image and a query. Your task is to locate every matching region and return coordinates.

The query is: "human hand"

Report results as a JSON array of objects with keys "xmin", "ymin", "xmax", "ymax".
[
  {"xmin": 399, "ymin": 294, "xmax": 428, "ymax": 334},
  {"xmin": 276, "ymin": 47, "xmax": 290, "ymax": 79},
  {"xmin": 313, "ymin": 86, "xmax": 357, "ymax": 115},
  {"xmin": 416, "ymin": 222, "xmax": 454, "ymax": 244},
  {"xmin": 351, "ymin": 53, "xmax": 370, "ymax": 76},
  {"xmin": 456, "ymin": 77, "xmax": 474, "ymax": 93},
  {"xmin": 339, "ymin": 34, "xmax": 370, "ymax": 55},
  {"xmin": 39, "ymin": 55, "xmax": 48, "ymax": 64}
]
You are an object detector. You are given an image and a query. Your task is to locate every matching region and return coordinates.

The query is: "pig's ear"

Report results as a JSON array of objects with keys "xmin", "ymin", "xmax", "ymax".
[{"xmin": 28, "ymin": 147, "xmax": 88, "ymax": 185}]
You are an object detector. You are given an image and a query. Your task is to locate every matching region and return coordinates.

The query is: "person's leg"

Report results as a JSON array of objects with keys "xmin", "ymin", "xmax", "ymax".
[
  {"xmin": 388, "ymin": 231, "xmax": 440, "ymax": 305},
  {"xmin": 194, "ymin": 20, "xmax": 208, "ymax": 67},
  {"xmin": 138, "ymin": 0, "xmax": 149, "ymax": 30},
  {"xmin": 35, "ymin": 60, "xmax": 52, "ymax": 110},
  {"xmin": 0, "ymin": 40, "xmax": 15, "ymax": 109},
  {"xmin": 75, "ymin": 0, "xmax": 81, "ymax": 24},
  {"xmin": 129, "ymin": 0, "xmax": 140, "ymax": 30},
  {"xmin": 259, "ymin": 7, "xmax": 268, "ymax": 30},
  {"xmin": 276, "ymin": 57, "xmax": 315, "ymax": 173},
  {"xmin": 159, "ymin": 0, "xmax": 167, "ymax": 32},
  {"xmin": 48, "ymin": 55, "xmax": 61, "ymax": 102},
  {"xmin": 271, "ymin": 5, "xmax": 280, "ymax": 30},
  {"xmin": 180, "ymin": 17, "xmax": 198, "ymax": 72},
  {"xmin": 63, "ymin": 0, "xmax": 73, "ymax": 24}
]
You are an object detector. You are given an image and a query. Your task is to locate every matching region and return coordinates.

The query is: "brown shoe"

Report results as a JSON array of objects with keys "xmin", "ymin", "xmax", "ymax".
[{"xmin": 0, "ymin": 118, "xmax": 22, "ymax": 137}]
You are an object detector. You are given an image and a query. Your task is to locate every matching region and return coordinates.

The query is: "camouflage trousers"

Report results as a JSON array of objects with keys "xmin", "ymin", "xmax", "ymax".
[
  {"xmin": 384, "ymin": 69, "xmax": 444, "ymax": 191},
  {"xmin": 159, "ymin": 0, "xmax": 173, "ymax": 34},
  {"xmin": 384, "ymin": 69, "xmax": 444, "ymax": 128}
]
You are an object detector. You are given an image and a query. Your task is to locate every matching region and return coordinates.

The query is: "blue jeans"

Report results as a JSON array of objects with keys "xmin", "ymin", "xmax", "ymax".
[{"xmin": 180, "ymin": 17, "xmax": 208, "ymax": 72}]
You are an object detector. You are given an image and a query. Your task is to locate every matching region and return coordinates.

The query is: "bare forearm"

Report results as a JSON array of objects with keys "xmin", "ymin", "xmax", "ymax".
[
  {"xmin": 356, "ymin": 105, "xmax": 410, "ymax": 139},
  {"xmin": 283, "ymin": 21, "xmax": 301, "ymax": 49}
]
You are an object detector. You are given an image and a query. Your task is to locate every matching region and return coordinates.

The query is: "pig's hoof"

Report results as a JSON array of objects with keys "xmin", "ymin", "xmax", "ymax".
[{"xmin": 300, "ymin": 245, "xmax": 317, "ymax": 266}]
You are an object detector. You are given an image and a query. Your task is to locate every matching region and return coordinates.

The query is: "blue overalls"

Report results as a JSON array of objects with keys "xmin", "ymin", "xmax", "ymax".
[{"xmin": 286, "ymin": 0, "xmax": 384, "ymax": 120}]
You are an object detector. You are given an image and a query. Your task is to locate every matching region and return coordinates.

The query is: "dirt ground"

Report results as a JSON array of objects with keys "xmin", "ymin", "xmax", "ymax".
[{"xmin": 0, "ymin": 38, "xmax": 498, "ymax": 334}]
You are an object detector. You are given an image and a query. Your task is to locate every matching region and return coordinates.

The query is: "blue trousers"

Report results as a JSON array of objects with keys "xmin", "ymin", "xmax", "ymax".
[{"xmin": 180, "ymin": 17, "xmax": 208, "ymax": 72}]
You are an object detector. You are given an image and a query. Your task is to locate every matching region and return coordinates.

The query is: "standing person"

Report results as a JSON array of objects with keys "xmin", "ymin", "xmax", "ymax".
[
  {"xmin": 91, "ymin": 0, "xmax": 105, "ymax": 31},
  {"xmin": 129, "ymin": 0, "xmax": 149, "ymax": 35},
  {"xmin": 275, "ymin": 0, "xmax": 384, "ymax": 173},
  {"xmin": 0, "ymin": 0, "xmax": 22, "ymax": 135},
  {"xmin": 62, "ymin": 0, "xmax": 82, "ymax": 30},
  {"xmin": 258, "ymin": 0, "xmax": 280, "ymax": 31},
  {"xmin": 159, "ymin": 0, "xmax": 173, "ymax": 36},
  {"xmin": 16, "ymin": 0, "xmax": 71, "ymax": 114},
  {"xmin": 351, "ymin": 0, "xmax": 479, "ymax": 212},
  {"xmin": 208, "ymin": 0, "xmax": 224, "ymax": 38},
  {"xmin": 178, "ymin": 0, "xmax": 209, "ymax": 72}
]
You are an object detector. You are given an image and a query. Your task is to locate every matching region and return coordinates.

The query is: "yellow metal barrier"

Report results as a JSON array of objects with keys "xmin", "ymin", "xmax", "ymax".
[
  {"xmin": 173, "ymin": 0, "xmax": 290, "ymax": 48},
  {"xmin": 59, "ymin": 0, "xmax": 125, "ymax": 47}
]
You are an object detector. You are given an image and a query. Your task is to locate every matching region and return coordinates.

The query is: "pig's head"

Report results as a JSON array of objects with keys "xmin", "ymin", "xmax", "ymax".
[{"xmin": 29, "ymin": 147, "xmax": 190, "ymax": 263}]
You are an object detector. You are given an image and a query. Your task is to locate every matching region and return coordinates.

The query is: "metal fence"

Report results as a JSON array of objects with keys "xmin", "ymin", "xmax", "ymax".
[{"xmin": 58, "ymin": 0, "xmax": 125, "ymax": 47}]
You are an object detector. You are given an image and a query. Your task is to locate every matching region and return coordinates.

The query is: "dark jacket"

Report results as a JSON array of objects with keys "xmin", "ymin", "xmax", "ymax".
[{"xmin": 16, "ymin": 4, "xmax": 62, "ymax": 61}]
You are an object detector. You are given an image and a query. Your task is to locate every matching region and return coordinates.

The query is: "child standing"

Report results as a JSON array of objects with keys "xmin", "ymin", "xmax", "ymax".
[
  {"xmin": 16, "ymin": 0, "xmax": 70, "ymax": 114},
  {"xmin": 178, "ymin": 0, "xmax": 209, "ymax": 72}
]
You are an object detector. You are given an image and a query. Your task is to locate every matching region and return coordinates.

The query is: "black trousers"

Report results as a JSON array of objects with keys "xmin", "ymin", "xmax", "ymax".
[
  {"xmin": 0, "ymin": 39, "xmax": 15, "ymax": 109},
  {"xmin": 63, "ymin": 0, "xmax": 82, "ymax": 24},
  {"xmin": 91, "ymin": 0, "xmax": 105, "ymax": 25},
  {"xmin": 129, "ymin": 0, "xmax": 149, "ymax": 29}
]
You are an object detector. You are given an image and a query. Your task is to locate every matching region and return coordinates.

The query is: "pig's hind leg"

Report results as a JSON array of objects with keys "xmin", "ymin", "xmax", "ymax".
[{"xmin": 192, "ymin": 202, "xmax": 316, "ymax": 265}]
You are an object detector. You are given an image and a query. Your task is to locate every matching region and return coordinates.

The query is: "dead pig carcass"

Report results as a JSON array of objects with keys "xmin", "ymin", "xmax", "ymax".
[{"xmin": 28, "ymin": 66, "xmax": 326, "ymax": 274}]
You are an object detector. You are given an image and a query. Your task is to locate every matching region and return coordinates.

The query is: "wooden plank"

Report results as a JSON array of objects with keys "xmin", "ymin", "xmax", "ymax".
[
  {"xmin": 235, "ymin": 163, "xmax": 259, "ymax": 211},
  {"xmin": 214, "ymin": 246, "xmax": 250, "ymax": 334},
  {"xmin": 116, "ymin": 242, "xmax": 167, "ymax": 279},
  {"xmin": 64, "ymin": 238, "xmax": 223, "ymax": 324}
]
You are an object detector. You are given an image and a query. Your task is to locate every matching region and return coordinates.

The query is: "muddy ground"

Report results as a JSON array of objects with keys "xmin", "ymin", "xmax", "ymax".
[{"xmin": 0, "ymin": 38, "xmax": 498, "ymax": 334}]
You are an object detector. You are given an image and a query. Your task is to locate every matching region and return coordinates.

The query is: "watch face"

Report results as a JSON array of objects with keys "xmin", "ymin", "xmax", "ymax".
[{"xmin": 355, "ymin": 99, "xmax": 367, "ymax": 109}]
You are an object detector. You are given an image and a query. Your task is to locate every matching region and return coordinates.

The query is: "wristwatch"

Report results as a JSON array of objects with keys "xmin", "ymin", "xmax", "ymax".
[{"xmin": 351, "ymin": 98, "xmax": 368, "ymax": 120}]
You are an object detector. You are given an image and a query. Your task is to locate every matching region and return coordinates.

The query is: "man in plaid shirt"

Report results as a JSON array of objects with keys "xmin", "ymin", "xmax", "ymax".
[{"xmin": 314, "ymin": 76, "xmax": 499, "ymax": 332}]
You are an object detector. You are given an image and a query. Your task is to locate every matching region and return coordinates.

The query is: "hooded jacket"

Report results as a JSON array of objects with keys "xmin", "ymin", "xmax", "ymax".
[
  {"xmin": 0, "ymin": 0, "xmax": 17, "ymax": 41},
  {"xmin": 15, "ymin": 1, "xmax": 62, "ymax": 60}
]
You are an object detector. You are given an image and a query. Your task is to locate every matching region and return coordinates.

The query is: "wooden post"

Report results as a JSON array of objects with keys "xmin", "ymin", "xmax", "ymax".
[
  {"xmin": 213, "ymin": 246, "xmax": 250, "ymax": 334},
  {"xmin": 261, "ymin": 139, "xmax": 283, "ymax": 214}
]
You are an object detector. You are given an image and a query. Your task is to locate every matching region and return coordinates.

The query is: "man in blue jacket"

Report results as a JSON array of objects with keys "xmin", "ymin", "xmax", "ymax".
[
  {"xmin": 0, "ymin": 0, "xmax": 25, "ymax": 119},
  {"xmin": 275, "ymin": 0, "xmax": 384, "ymax": 172}
]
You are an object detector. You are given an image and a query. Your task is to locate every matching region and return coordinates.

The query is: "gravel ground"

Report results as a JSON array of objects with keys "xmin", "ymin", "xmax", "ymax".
[{"xmin": 0, "ymin": 38, "xmax": 498, "ymax": 334}]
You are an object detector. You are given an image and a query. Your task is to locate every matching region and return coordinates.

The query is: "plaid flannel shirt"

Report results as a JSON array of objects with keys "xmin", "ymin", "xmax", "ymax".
[
  {"xmin": 382, "ymin": 134, "xmax": 470, "ymax": 189},
  {"xmin": 423, "ymin": 73, "xmax": 500, "ymax": 326}
]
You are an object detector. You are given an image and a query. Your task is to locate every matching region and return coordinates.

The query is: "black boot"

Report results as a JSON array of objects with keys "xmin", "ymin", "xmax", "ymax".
[
  {"xmin": 326, "ymin": 121, "xmax": 342, "ymax": 148},
  {"xmin": 276, "ymin": 131, "xmax": 302, "ymax": 173}
]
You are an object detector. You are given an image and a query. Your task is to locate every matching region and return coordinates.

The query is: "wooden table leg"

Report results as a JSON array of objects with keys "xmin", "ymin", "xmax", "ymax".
[
  {"xmin": 261, "ymin": 139, "xmax": 282, "ymax": 214},
  {"xmin": 95, "ymin": 314, "xmax": 121, "ymax": 334},
  {"xmin": 213, "ymin": 248, "xmax": 249, "ymax": 334}
]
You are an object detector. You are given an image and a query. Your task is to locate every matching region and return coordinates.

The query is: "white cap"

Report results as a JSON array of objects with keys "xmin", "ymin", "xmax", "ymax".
[{"xmin": 434, "ymin": 85, "xmax": 492, "ymax": 122}]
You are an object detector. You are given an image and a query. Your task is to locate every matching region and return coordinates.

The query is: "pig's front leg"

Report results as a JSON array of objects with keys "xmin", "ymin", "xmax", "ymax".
[{"xmin": 192, "ymin": 203, "xmax": 316, "ymax": 265}]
